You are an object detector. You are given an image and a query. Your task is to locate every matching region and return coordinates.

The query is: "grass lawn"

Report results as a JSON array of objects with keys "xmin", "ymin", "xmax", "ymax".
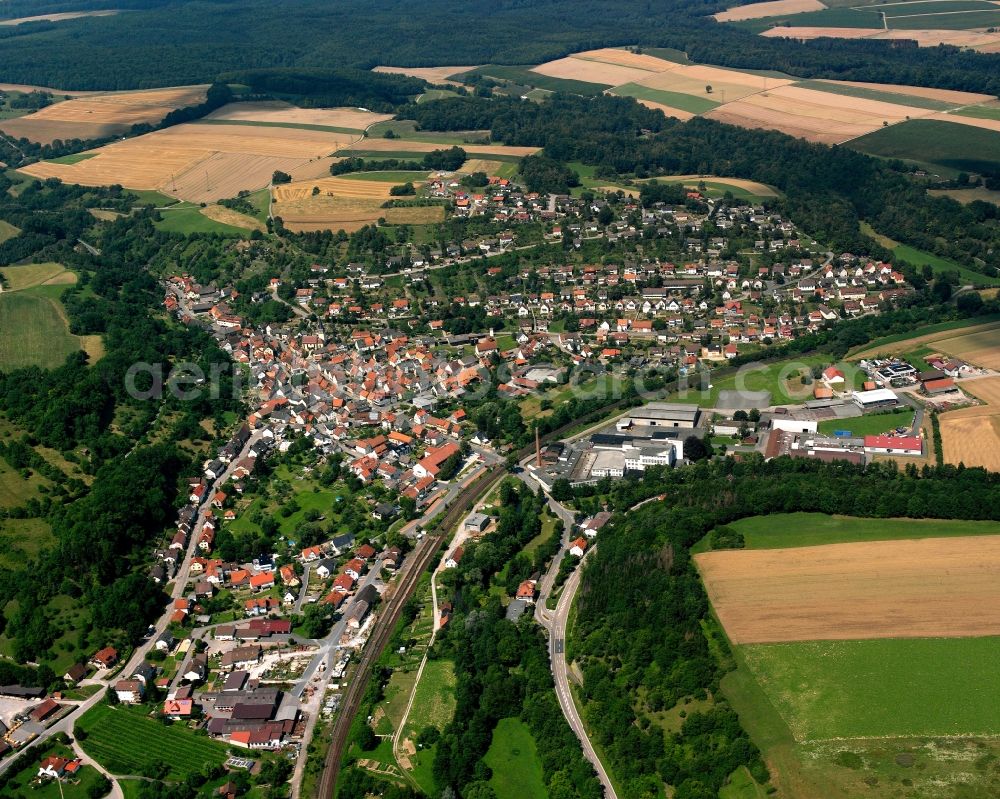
[
  {"xmin": 741, "ymin": 636, "xmax": 1000, "ymax": 740},
  {"xmin": 484, "ymin": 718, "xmax": 548, "ymax": 799},
  {"xmin": 794, "ymin": 79, "xmax": 956, "ymax": 112},
  {"xmin": 671, "ymin": 354, "xmax": 845, "ymax": 408},
  {"xmin": 848, "ymin": 119, "xmax": 1000, "ymax": 179},
  {"xmin": 954, "ymin": 105, "xmax": 1000, "ymax": 122},
  {"xmin": 720, "ymin": 766, "xmax": 768, "ymax": 799},
  {"xmin": 403, "ymin": 658, "xmax": 456, "ymax": 737},
  {"xmin": 194, "ymin": 118, "xmax": 363, "ymax": 135},
  {"xmin": 641, "ymin": 47, "xmax": 692, "ymax": 64},
  {"xmin": 0, "ymin": 219, "xmax": 20, "ymax": 243},
  {"xmin": 611, "ymin": 83, "xmax": 720, "ymax": 114},
  {"xmin": 0, "ymin": 261, "xmax": 72, "ymax": 291},
  {"xmin": 0, "ymin": 285, "xmax": 83, "ymax": 370},
  {"xmin": 339, "ymin": 170, "xmax": 431, "ymax": 183},
  {"xmin": 720, "ymin": 512, "xmax": 1000, "ymax": 550},
  {"xmin": 244, "ymin": 188, "xmax": 271, "ymax": 222},
  {"xmin": 46, "ymin": 152, "xmax": 98, "ymax": 165},
  {"xmin": 0, "ymin": 459, "xmax": 49, "ymax": 508},
  {"xmin": 128, "ymin": 189, "xmax": 178, "ymax": 207},
  {"xmin": 816, "ymin": 408, "xmax": 913, "ymax": 437},
  {"xmin": 77, "ymin": 703, "xmax": 227, "ymax": 780},
  {"xmin": 2, "ymin": 742, "xmax": 107, "ymax": 799},
  {"xmin": 0, "ymin": 517, "xmax": 55, "ymax": 568},
  {"xmin": 463, "ymin": 65, "xmax": 609, "ymax": 96},
  {"xmin": 154, "ymin": 205, "xmax": 246, "ymax": 235},
  {"xmin": 365, "ymin": 119, "xmax": 489, "ymax": 144},
  {"xmin": 417, "ymin": 89, "xmax": 460, "ymax": 103}
]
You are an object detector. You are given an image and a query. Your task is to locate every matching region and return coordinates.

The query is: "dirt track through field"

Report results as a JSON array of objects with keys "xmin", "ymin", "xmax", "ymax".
[{"xmin": 697, "ymin": 534, "xmax": 1000, "ymax": 643}]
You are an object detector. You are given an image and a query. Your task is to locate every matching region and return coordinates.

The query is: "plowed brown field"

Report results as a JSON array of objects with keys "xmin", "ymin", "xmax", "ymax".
[{"xmin": 697, "ymin": 534, "xmax": 1000, "ymax": 643}]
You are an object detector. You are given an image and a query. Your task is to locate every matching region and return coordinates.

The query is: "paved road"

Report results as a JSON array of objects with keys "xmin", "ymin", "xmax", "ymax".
[
  {"xmin": 548, "ymin": 548, "xmax": 618, "ymax": 799},
  {"xmin": 289, "ymin": 458, "xmax": 495, "ymax": 799}
]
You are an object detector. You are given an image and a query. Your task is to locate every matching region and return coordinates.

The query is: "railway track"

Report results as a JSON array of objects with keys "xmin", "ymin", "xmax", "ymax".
[{"xmin": 317, "ymin": 466, "xmax": 500, "ymax": 799}]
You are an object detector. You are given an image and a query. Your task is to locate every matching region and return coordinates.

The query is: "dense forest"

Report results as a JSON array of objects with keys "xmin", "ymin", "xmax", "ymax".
[
  {"xmin": 0, "ymin": 184, "xmax": 241, "ymax": 682},
  {"xmin": 1, "ymin": 0, "xmax": 1000, "ymax": 97},
  {"xmin": 431, "ymin": 482, "xmax": 599, "ymax": 799},
  {"xmin": 569, "ymin": 455, "xmax": 1000, "ymax": 799},
  {"xmin": 406, "ymin": 94, "xmax": 1000, "ymax": 276}
]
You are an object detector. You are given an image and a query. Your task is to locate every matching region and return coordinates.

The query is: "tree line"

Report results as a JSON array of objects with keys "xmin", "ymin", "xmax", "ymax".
[{"xmin": 570, "ymin": 454, "xmax": 1000, "ymax": 798}]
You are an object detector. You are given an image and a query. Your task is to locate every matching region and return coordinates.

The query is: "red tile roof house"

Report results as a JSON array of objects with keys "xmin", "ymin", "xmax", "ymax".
[
  {"xmin": 38, "ymin": 756, "xmax": 81, "ymax": 780},
  {"xmin": 413, "ymin": 441, "xmax": 461, "ymax": 480},
  {"xmin": 570, "ymin": 537, "xmax": 588, "ymax": 557},
  {"xmin": 90, "ymin": 647, "xmax": 118, "ymax": 669},
  {"xmin": 249, "ymin": 572, "xmax": 275, "ymax": 592}
]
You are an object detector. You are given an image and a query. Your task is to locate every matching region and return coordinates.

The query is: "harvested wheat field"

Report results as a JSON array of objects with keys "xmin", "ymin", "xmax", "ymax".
[
  {"xmin": 940, "ymin": 377, "xmax": 1000, "ymax": 469},
  {"xmin": 345, "ymin": 138, "xmax": 539, "ymax": 157},
  {"xmin": 272, "ymin": 175, "xmax": 417, "ymax": 232},
  {"xmin": 21, "ymin": 123, "xmax": 353, "ymax": 202},
  {"xmin": 0, "ymin": 83, "xmax": 96, "ymax": 96},
  {"xmin": 0, "ymin": 85, "xmax": 208, "ymax": 144},
  {"xmin": 715, "ymin": 0, "xmax": 826, "ymax": 22},
  {"xmin": 850, "ymin": 320, "xmax": 1000, "ymax": 360},
  {"xmin": 374, "ymin": 65, "xmax": 479, "ymax": 86},
  {"xmin": 819, "ymin": 80, "xmax": 994, "ymax": 106},
  {"xmin": 569, "ymin": 48, "xmax": 677, "ymax": 73},
  {"xmin": 934, "ymin": 330, "xmax": 1000, "ymax": 370},
  {"xmin": 705, "ymin": 84, "xmax": 934, "ymax": 144},
  {"xmin": 204, "ymin": 102, "xmax": 392, "ymax": 132},
  {"xmin": 761, "ymin": 26, "xmax": 885, "ymax": 41},
  {"xmin": 697, "ymin": 535, "xmax": 1000, "ymax": 644},
  {"xmin": 273, "ymin": 176, "xmax": 401, "ymax": 203},
  {"xmin": 0, "ymin": 10, "xmax": 118, "ymax": 25},
  {"xmin": 634, "ymin": 64, "xmax": 795, "ymax": 103},
  {"xmin": 870, "ymin": 28, "xmax": 1000, "ymax": 48},
  {"xmin": 531, "ymin": 57, "xmax": 665, "ymax": 88}
]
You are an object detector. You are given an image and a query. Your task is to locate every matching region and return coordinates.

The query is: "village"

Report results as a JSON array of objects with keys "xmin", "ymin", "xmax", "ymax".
[{"xmin": 0, "ymin": 171, "xmax": 933, "ymax": 794}]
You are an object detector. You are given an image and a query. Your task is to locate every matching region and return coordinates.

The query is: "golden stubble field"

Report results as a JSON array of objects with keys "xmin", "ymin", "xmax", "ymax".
[
  {"xmin": 704, "ymin": 84, "xmax": 936, "ymax": 144},
  {"xmin": 521, "ymin": 48, "xmax": 1000, "ymax": 144},
  {"xmin": 373, "ymin": 65, "xmax": 481, "ymax": 87},
  {"xmin": 21, "ymin": 123, "xmax": 357, "ymax": 203},
  {"xmin": 696, "ymin": 535, "xmax": 1000, "ymax": 643},
  {"xmin": 272, "ymin": 175, "xmax": 424, "ymax": 232},
  {"xmin": 762, "ymin": 25, "xmax": 1000, "ymax": 50},
  {"xmin": 940, "ymin": 377, "xmax": 1000, "ymax": 470},
  {"xmin": 714, "ymin": 0, "xmax": 826, "ymax": 21},
  {"xmin": 204, "ymin": 102, "xmax": 393, "ymax": 131},
  {"xmin": 345, "ymin": 138, "xmax": 540, "ymax": 157},
  {"xmin": 0, "ymin": 85, "xmax": 207, "ymax": 144}
]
